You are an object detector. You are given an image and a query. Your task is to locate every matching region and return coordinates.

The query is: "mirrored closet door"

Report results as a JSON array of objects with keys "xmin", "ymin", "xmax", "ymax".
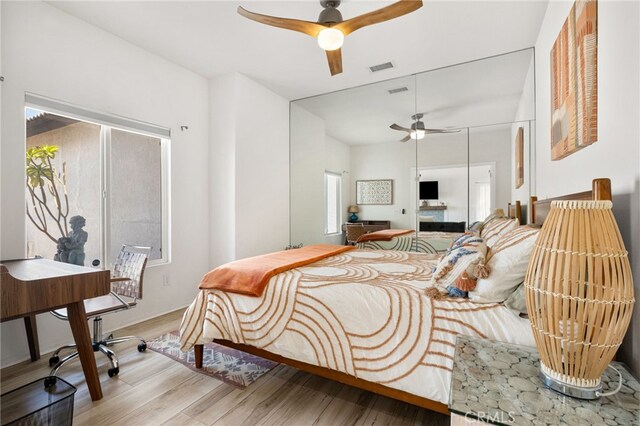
[{"xmin": 290, "ymin": 48, "xmax": 535, "ymax": 250}]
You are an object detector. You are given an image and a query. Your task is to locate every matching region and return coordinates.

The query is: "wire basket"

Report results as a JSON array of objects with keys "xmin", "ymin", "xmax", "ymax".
[{"xmin": 1, "ymin": 376, "xmax": 76, "ymax": 426}]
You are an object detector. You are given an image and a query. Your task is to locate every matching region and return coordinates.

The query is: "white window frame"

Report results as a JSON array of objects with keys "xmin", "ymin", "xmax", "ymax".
[
  {"xmin": 324, "ymin": 171, "xmax": 342, "ymax": 235},
  {"xmin": 25, "ymin": 94, "xmax": 171, "ymax": 267}
]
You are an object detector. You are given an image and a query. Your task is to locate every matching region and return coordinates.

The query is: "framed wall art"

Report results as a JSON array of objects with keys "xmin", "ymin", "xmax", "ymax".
[
  {"xmin": 550, "ymin": 0, "xmax": 598, "ymax": 160},
  {"xmin": 356, "ymin": 179, "xmax": 393, "ymax": 205}
]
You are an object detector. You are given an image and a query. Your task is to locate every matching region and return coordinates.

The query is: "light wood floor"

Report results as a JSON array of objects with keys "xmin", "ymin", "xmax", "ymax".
[{"xmin": 0, "ymin": 309, "xmax": 449, "ymax": 425}]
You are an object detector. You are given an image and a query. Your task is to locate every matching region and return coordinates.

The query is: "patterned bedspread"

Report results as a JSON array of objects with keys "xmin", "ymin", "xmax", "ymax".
[
  {"xmin": 180, "ymin": 250, "xmax": 534, "ymax": 404},
  {"xmin": 357, "ymin": 231, "xmax": 462, "ymax": 253}
]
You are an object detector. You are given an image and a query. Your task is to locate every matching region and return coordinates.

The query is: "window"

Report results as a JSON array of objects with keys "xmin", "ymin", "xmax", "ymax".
[
  {"xmin": 324, "ymin": 172, "xmax": 342, "ymax": 235},
  {"xmin": 25, "ymin": 95, "xmax": 170, "ymax": 267}
]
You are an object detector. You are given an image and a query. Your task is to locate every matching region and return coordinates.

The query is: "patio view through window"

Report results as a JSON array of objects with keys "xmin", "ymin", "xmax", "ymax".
[{"xmin": 25, "ymin": 105, "xmax": 169, "ymax": 267}]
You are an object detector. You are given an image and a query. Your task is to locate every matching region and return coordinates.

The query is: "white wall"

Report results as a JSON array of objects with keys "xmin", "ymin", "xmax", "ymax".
[
  {"xmin": 325, "ymin": 136, "xmax": 351, "ymax": 245},
  {"xmin": 512, "ymin": 55, "xmax": 536, "ymax": 221},
  {"xmin": 290, "ymin": 105, "xmax": 351, "ymax": 246},
  {"xmin": 533, "ymin": 0, "xmax": 640, "ymax": 375},
  {"xmin": 208, "ymin": 74, "xmax": 237, "ymax": 268},
  {"xmin": 209, "ymin": 73, "xmax": 290, "ymax": 261},
  {"xmin": 290, "ymin": 104, "xmax": 326, "ymax": 246},
  {"xmin": 350, "ymin": 140, "xmax": 416, "ymax": 229},
  {"xmin": 1, "ymin": 1, "xmax": 210, "ymax": 367},
  {"xmin": 234, "ymin": 74, "xmax": 290, "ymax": 258}
]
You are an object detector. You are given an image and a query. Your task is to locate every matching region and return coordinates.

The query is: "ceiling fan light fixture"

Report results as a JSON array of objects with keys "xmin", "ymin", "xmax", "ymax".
[
  {"xmin": 410, "ymin": 129, "xmax": 426, "ymax": 140},
  {"xmin": 317, "ymin": 28, "xmax": 344, "ymax": 51}
]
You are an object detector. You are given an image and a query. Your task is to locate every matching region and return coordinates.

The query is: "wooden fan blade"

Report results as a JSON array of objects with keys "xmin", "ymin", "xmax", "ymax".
[
  {"xmin": 326, "ymin": 48, "xmax": 343, "ymax": 76},
  {"xmin": 400, "ymin": 134, "xmax": 412, "ymax": 143},
  {"xmin": 333, "ymin": 0, "xmax": 423, "ymax": 36},
  {"xmin": 238, "ymin": 6, "xmax": 327, "ymax": 37},
  {"xmin": 425, "ymin": 129, "xmax": 461, "ymax": 134},
  {"xmin": 390, "ymin": 123, "xmax": 412, "ymax": 132}
]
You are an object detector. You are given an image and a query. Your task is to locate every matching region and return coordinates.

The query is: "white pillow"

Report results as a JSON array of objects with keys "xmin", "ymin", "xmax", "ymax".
[
  {"xmin": 469, "ymin": 226, "xmax": 539, "ymax": 303},
  {"xmin": 430, "ymin": 234, "xmax": 487, "ymax": 289},
  {"xmin": 481, "ymin": 217, "xmax": 519, "ymax": 248}
]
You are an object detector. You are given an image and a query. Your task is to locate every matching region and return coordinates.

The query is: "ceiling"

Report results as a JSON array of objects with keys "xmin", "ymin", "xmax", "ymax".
[
  {"xmin": 295, "ymin": 48, "xmax": 535, "ymax": 145},
  {"xmin": 47, "ymin": 1, "xmax": 548, "ymax": 100}
]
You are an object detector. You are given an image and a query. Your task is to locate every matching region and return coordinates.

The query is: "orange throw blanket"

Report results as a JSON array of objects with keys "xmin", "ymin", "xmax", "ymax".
[
  {"xmin": 199, "ymin": 244, "xmax": 355, "ymax": 297},
  {"xmin": 357, "ymin": 229, "xmax": 414, "ymax": 243}
]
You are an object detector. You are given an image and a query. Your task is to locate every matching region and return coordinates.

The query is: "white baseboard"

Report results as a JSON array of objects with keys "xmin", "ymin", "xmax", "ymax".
[{"xmin": 1, "ymin": 305, "xmax": 190, "ymax": 369}]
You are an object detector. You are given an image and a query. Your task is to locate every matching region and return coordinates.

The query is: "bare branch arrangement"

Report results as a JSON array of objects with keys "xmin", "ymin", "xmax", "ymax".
[{"xmin": 25, "ymin": 145, "xmax": 70, "ymax": 243}]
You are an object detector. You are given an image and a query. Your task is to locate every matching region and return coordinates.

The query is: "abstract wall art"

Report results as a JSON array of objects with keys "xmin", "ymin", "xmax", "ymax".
[
  {"xmin": 550, "ymin": 0, "xmax": 598, "ymax": 161},
  {"xmin": 356, "ymin": 179, "xmax": 393, "ymax": 205}
]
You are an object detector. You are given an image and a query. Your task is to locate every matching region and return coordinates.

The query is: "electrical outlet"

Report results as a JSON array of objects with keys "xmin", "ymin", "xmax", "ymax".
[{"xmin": 163, "ymin": 274, "xmax": 170, "ymax": 287}]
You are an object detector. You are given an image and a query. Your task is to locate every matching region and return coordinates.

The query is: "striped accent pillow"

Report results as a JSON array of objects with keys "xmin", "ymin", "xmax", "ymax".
[
  {"xmin": 481, "ymin": 217, "xmax": 519, "ymax": 248},
  {"xmin": 469, "ymin": 225, "xmax": 539, "ymax": 303}
]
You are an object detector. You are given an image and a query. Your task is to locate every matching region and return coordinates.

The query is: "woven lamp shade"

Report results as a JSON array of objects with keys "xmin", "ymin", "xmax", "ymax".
[{"xmin": 524, "ymin": 200, "xmax": 635, "ymax": 396}]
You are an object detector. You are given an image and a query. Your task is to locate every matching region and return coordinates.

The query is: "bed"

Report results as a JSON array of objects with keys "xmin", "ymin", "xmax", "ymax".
[
  {"xmin": 180, "ymin": 179, "xmax": 611, "ymax": 414},
  {"xmin": 356, "ymin": 230, "xmax": 463, "ymax": 253},
  {"xmin": 355, "ymin": 200, "xmax": 524, "ymax": 254}
]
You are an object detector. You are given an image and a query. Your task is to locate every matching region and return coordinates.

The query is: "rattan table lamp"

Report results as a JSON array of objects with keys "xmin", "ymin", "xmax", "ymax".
[{"xmin": 524, "ymin": 200, "xmax": 635, "ymax": 399}]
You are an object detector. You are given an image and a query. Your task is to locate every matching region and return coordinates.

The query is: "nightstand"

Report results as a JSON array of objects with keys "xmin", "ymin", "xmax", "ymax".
[{"xmin": 449, "ymin": 335, "xmax": 639, "ymax": 425}]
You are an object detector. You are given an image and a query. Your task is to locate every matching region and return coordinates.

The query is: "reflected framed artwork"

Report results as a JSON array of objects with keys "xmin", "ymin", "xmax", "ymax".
[
  {"xmin": 550, "ymin": 0, "xmax": 598, "ymax": 161},
  {"xmin": 515, "ymin": 127, "xmax": 524, "ymax": 189},
  {"xmin": 356, "ymin": 179, "xmax": 393, "ymax": 205}
]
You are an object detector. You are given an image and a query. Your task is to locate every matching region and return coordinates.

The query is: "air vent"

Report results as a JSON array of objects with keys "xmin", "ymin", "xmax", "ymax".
[
  {"xmin": 369, "ymin": 62, "xmax": 394, "ymax": 72},
  {"xmin": 388, "ymin": 87, "xmax": 408, "ymax": 94}
]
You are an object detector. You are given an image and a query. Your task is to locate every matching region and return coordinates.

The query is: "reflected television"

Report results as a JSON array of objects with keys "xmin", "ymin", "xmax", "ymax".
[{"xmin": 419, "ymin": 181, "xmax": 439, "ymax": 200}]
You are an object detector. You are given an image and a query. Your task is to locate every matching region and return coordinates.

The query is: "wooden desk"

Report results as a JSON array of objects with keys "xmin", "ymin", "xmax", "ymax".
[
  {"xmin": 342, "ymin": 220, "xmax": 391, "ymax": 233},
  {"xmin": 0, "ymin": 259, "xmax": 110, "ymax": 401}
]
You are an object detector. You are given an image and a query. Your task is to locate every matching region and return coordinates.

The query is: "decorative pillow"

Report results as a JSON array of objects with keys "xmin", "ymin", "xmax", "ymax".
[
  {"xmin": 430, "ymin": 235, "xmax": 487, "ymax": 292},
  {"xmin": 469, "ymin": 226, "xmax": 539, "ymax": 303},
  {"xmin": 483, "ymin": 208, "xmax": 506, "ymax": 223},
  {"xmin": 467, "ymin": 209, "xmax": 506, "ymax": 236},
  {"xmin": 468, "ymin": 221, "xmax": 484, "ymax": 234},
  {"xmin": 480, "ymin": 217, "xmax": 519, "ymax": 248},
  {"xmin": 504, "ymin": 282, "xmax": 528, "ymax": 317}
]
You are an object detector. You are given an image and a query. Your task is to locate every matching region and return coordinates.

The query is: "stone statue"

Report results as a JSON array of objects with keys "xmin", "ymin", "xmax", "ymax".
[{"xmin": 54, "ymin": 215, "xmax": 88, "ymax": 266}]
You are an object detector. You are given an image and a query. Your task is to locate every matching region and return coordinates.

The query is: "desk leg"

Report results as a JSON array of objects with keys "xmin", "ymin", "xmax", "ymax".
[
  {"xmin": 23, "ymin": 315, "xmax": 40, "ymax": 361},
  {"xmin": 195, "ymin": 344, "xmax": 203, "ymax": 368},
  {"xmin": 67, "ymin": 301, "xmax": 102, "ymax": 401}
]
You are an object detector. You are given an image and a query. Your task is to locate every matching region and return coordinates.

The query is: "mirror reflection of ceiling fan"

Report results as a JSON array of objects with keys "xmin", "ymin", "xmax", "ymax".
[
  {"xmin": 237, "ymin": 0, "xmax": 423, "ymax": 76},
  {"xmin": 390, "ymin": 113, "xmax": 460, "ymax": 142}
]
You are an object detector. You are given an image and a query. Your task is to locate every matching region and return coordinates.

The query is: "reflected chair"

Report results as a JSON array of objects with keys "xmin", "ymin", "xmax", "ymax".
[
  {"xmin": 49, "ymin": 245, "xmax": 151, "ymax": 378},
  {"xmin": 345, "ymin": 223, "xmax": 367, "ymax": 245}
]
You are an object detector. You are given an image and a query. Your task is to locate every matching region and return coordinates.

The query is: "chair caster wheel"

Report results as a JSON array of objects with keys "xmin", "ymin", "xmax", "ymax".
[
  {"xmin": 108, "ymin": 367, "xmax": 119, "ymax": 378},
  {"xmin": 44, "ymin": 376, "xmax": 57, "ymax": 388},
  {"xmin": 48, "ymin": 356, "xmax": 60, "ymax": 367},
  {"xmin": 137, "ymin": 343, "xmax": 147, "ymax": 352}
]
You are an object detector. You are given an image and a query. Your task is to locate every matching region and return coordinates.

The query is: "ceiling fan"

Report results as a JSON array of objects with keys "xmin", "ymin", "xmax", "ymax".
[
  {"xmin": 390, "ymin": 113, "xmax": 460, "ymax": 142},
  {"xmin": 237, "ymin": 0, "xmax": 423, "ymax": 76}
]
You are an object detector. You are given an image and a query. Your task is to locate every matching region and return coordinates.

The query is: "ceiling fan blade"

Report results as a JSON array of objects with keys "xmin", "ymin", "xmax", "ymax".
[
  {"xmin": 425, "ymin": 129, "xmax": 461, "ymax": 134},
  {"xmin": 333, "ymin": 0, "xmax": 423, "ymax": 36},
  {"xmin": 326, "ymin": 48, "xmax": 343, "ymax": 76},
  {"xmin": 238, "ymin": 6, "xmax": 327, "ymax": 37},
  {"xmin": 390, "ymin": 123, "xmax": 411, "ymax": 132},
  {"xmin": 399, "ymin": 135, "xmax": 412, "ymax": 143}
]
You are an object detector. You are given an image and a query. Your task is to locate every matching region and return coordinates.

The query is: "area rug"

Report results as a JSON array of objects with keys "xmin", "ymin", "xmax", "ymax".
[{"xmin": 146, "ymin": 330, "xmax": 278, "ymax": 388}]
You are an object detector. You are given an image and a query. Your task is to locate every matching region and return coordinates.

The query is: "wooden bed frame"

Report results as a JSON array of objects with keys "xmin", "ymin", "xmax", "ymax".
[
  {"xmin": 530, "ymin": 178, "xmax": 612, "ymax": 225},
  {"xmin": 507, "ymin": 200, "xmax": 522, "ymax": 224},
  {"xmin": 192, "ymin": 178, "xmax": 612, "ymax": 416},
  {"xmin": 195, "ymin": 339, "xmax": 449, "ymax": 414}
]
